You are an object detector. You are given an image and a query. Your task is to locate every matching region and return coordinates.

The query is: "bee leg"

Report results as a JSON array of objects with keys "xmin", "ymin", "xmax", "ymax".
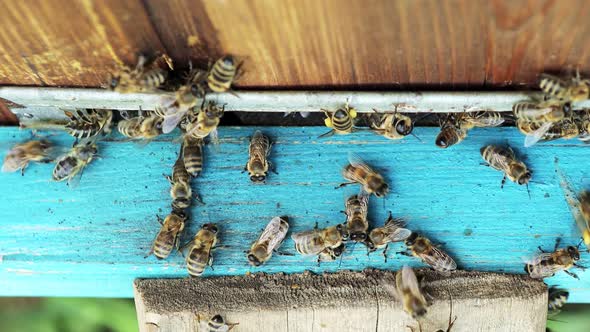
[
  {"xmin": 397, "ymin": 251, "xmax": 412, "ymax": 257},
  {"xmin": 274, "ymin": 250, "xmax": 294, "ymax": 256},
  {"xmin": 479, "ymin": 162, "xmax": 490, "ymax": 167},
  {"xmin": 383, "ymin": 244, "xmax": 389, "ymax": 263},
  {"xmin": 163, "ymin": 174, "xmax": 173, "ymax": 184},
  {"xmin": 156, "ymin": 214, "xmax": 164, "ymax": 226},
  {"xmin": 554, "ymin": 237, "xmax": 562, "ymax": 251},
  {"xmin": 242, "ymin": 164, "xmax": 248, "ymax": 174},
  {"xmin": 194, "ymin": 194, "xmax": 205, "ymax": 206},
  {"xmin": 317, "ymin": 255, "xmax": 322, "ymax": 267},
  {"xmin": 574, "ymin": 263, "xmax": 586, "ymax": 270},
  {"xmin": 20, "ymin": 165, "xmax": 27, "ymax": 176},
  {"xmin": 537, "ymin": 246, "xmax": 547, "ymax": 253},
  {"xmin": 269, "ymin": 162, "xmax": 279, "ymax": 175},
  {"xmin": 501, "ymin": 175, "xmax": 507, "ymax": 189},
  {"xmin": 314, "ymin": 221, "xmax": 319, "ymax": 230},
  {"xmin": 318, "ymin": 130, "xmax": 335, "ymax": 138},
  {"xmin": 335, "ymin": 182, "xmax": 356, "ymax": 190},
  {"xmin": 564, "ymin": 270, "xmax": 580, "ymax": 280}
]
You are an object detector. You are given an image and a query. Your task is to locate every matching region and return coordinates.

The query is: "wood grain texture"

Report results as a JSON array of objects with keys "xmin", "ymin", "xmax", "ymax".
[
  {"xmin": 0, "ymin": 0, "xmax": 165, "ymax": 87},
  {"xmin": 134, "ymin": 270, "xmax": 547, "ymax": 332},
  {"xmin": 0, "ymin": 1, "xmax": 589, "ymax": 88},
  {"xmin": 0, "ymin": 127, "xmax": 589, "ymax": 299}
]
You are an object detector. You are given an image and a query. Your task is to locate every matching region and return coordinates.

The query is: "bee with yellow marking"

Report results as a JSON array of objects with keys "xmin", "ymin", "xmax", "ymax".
[
  {"xmin": 52, "ymin": 141, "xmax": 98, "ymax": 187},
  {"xmin": 292, "ymin": 223, "xmax": 348, "ymax": 264},
  {"xmin": 244, "ymin": 130, "xmax": 275, "ymax": 183},
  {"xmin": 395, "ymin": 266, "xmax": 429, "ymax": 318},
  {"xmin": 198, "ymin": 314, "xmax": 239, "ymax": 332},
  {"xmin": 183, "ymin": 101, "xmax": 225, "ymax": 145},
  {"xmin": 247, "ymin": 216, "xmax": 289, "ymax": 266},
  {"xmin": 435, "ymin": 113, "xmax": 467, "ymax": 148},
  {"xmin": 145, "ymin": 210, "xmax": 187, "ymax": 260},
  {"xmin": 513, "ymin": 101, "xmax": 567, "ymax": 124},
  {"xmin": 401, "ymin": 233, "xmax": 457, "ymax": 272},
  {"xmin": 108, "ymin": 54, "xmax": 173, "ymax": 93},
  {"xmin": 186, "ymin": 223, "xmax": 219, "ymax": 277},
  {"xmin": 320, "ymin": 101, "xmax": 358, "ymax": 138},
  {"xmin": 337, "ymin": 154, "xmax": 389, "ymax": 197},
  {"xmin": 556, "ymin": 160, "xmax": 590, "ymax": 250},
  {"xmin": 525, "ymin": 238, "xmax": 584, "ymax": 279},
  {"xmin": 460, "ymin": 110, "xmax": 505, "ymax": 129},
  {"xmin": 207, "ymin": 55, "xmax": 242, "ymax": 93},
  {"xmin": 480, "ymin": 145, "xmax": 532, "ymax": 192},
  {"xmin": 2, "ymin": 139, "xmax": 55, "ymax": 175},
  {"xmin": 368, "ymin": 108, "xmax": 414, "ymax": 140},
  {"xmin": 548, "ymin": 286, "xmax": 569, "ymax": 317},
  {"xmin": 366, "ymin": 212, "xmax": 412, "ymax": 261},
  {"xmin": 155, "ymin": 83, "xmax": 200, "ymax": 134},
  {"xmin": 517, "ymin": 117, "xmax": 580, "ymax": 147},
  {"xmin": 344, "ymin": 191, "xmax": 370, "ymax": 242},
  {"xmin": 64, "ymin": 109, "xmax": 113, "ymax": 142},
  {"xmin": 539, "ymin": 71, "xmax": 590, "ymax": 103},
  {"xmin": 117, "ymin": 111, "xmax": 164, "ymax": 140}
]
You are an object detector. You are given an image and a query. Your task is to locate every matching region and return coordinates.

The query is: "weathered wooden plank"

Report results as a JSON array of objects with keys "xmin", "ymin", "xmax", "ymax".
[
  {"xmin": 134, "ymin": 270, "xmax": 547, "ymax": 332},
  {"xmin": 0, "ymin": 127, "xmax": 588, "ymax": 299},
  {"xmin": 0, "ymin": 1, "xmax": 590, "ymax": 87},
  {"xmin": 0, "ymin": 0, "xmax": 165, "ymax": 87}
]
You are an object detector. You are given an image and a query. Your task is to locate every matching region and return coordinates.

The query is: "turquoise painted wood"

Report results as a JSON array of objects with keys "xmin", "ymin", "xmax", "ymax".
[{"xmin": 1, "ymin": 127, "xmax": 589, "ymax": 300}]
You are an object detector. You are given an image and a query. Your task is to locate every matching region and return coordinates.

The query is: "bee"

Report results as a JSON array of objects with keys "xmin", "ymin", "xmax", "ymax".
[
  {"xmin": 318, "ymin": 243, "xmax": 346, "ymax": 262},
  {"xmin": 525, "ymin": 238, "xmax": 583, "ymax": 279},
  {"xmin": 182, "ymin": 135, "xmax": 204, "ymax": 178},
  {"xmin": 366, "ymin": 212, "xmax": 412, "ymax": 261},
  {"xmin": 207, "ymin": 55, "xmax": 242, "ymax": 93},
  {"xmin": 344, "ymin": 192, "xmax": 370, "ymax": 242},
  {"xmin": 547, "ymin": 286, "xmax": 569, "ymax": 316},
  {"xmin": 108, "ymin": 54, "xmax": 173, "ymax": 93},
  {"xmin": 512, "ymin": 101, "xmax": 567, "ymax": 124},
  {"xmin": 117, "ymin": 113, "xmax": 163, "ymax": 140},
  {"xmin": 435, "ymin": 113, "xmax": 467, "ymax": 148},
  {"xmin": 539, "ymin": 72, "xmax": 590, "ymax": 103},
  {"xmin": 460, "ymin": 110, "xmax": 505, "ymax": 129},
  {"xmin": 480, "ymin": 145, "xmax": 532, "ymax": 191},
  {"xmin": 337, "ymin": 154, "xmax": 389, "ymax": 197},
  {"xmin": 52, "ymin": 141, "xmax": 98, "ymax": 187},
  {"xmin": 320, "ymin": 101, "xmax": 358, "ymax": 138},
  {"xmin": 155, "ymin": 83, "xmax": 200, "ymax": 134},
  {"xmin": 183, "ymin": 101, "xmax": 225, "ymax": 143},
  {"xmin": 395, "ymin": 266, "xmax": 429, "ymax": 318},
  {"xmin": 198, "ymin": 314, "xmax": 238, "ymax": 332},
  {"xmin": 402, "ymin": 233, "xmax": 457, "ymax": 272},
  {"xmin": 247, "ymin": 216, "xmax": 290, "ymax": 266},
  {"xmin": 368, "ymin": 109, "xmax": 414, "ymax": 140},
  {"xmin": 2, "ymin": 139, "xmax": 54, "ymax": 175},
  {"xmin": 244, "ymin": 130, "xmax": 274, "ymax": 183},
  {"xmin": 556, "ymin": 161, "xmax": 590, "ymax": 250},
  {"xmin": 64, "ymin": 109, "xmax": 113, "ymax": 141},
  {"xmin": 165, "ymin": 151, "xmax": 192, "ymax": 210},
  {"xmin": 145, "ymin": 210, "xmax": 187, "ymax": 260},
  {"xmin": 292, "ymin": 224, "xmax": 348, "ymax": 263},
  {"xmin": 517, "ymin": 118, "xmax": 580, "ymax": 147},
  {"xmin": 186, "ymin": 223, "xmax": 219, "ymax": 277}
]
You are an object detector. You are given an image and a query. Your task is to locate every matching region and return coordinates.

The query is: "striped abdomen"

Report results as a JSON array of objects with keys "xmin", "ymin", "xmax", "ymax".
[
  {"xmin": 207, "ymin": 55, "xmax": 237, "ymax": 92},
  {"xmin": 435, "ymin": 125, "xmax": 466, "ymax": 148},
  {"xmin": 153, "ymin": 231, "xmax": 176, "ymax": 260},
  {"xmin": 183, "ymin": 136, "xmax": 204, "ymax": 177},
  {"xmin": 118, "ymin": 117, "xmax": 142, "ymax": 138},
  {"xmin": 52, "ymin": 156, "xmax": 80, "ymax": 181},
  {"xmin": 295, "ymin": 235, "xmax": 324, "ymax": 255},
  {"xmin": 330, "ymin": 109, "xmax": 354, "ymax": 133},
  {"xmin": 139, "ymin": 68, "xmax": 167, "ymax": 90},
  {"xmin": 186, "ymin": 245, "xmax": 211, "ymax": 277},
  {"xmin": 540, "ymin": 75, "xmax": 568, "ymax": 100}
]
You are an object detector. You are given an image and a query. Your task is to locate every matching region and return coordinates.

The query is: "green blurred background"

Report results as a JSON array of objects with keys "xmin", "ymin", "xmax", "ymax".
[{"xmin": 0, "ymin": 298, "xmax": 588, "ymax": 332}]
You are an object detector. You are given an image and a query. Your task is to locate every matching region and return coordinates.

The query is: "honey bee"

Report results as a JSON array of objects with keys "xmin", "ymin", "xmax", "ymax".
[
  {"xmin": 64, "ymin": 109, "xmax": 113, "ymax": 141},
  {"xmin": 155, "ymin": 83, "xmax": 200, "ymax": 134},
  {"xmin": 460, "ymin": 110, "xmax": 505, "ymax": 129},
  {"xmin": 186, "ymin": 223, "xmax": 219, "ymax": 277},
  {"xmin": 512, "ymin": 101, "xmax": 567, "ymax": 124},
  {"xmin": 292, "ymin": 224, "xmax": 348, "ymax": 263},
  {"xmin": 435, "ymin": 114, "xmax": 467, "ymax": 148},
  {"xmin": 183, "ymin": 101, "xmax": 225, "ymax": 143},
  {"xmin": 318, "ymin": 243, "xmax": 346, "ymax": 262},
  {"xmin": 198, "ymin": 314, "xmax": 239, "ymax": 332},
  {"xmin": 539, "ymin": 72, "xmax": 590, "ymax": 103},
  {"xmin": 117, "ymin": 112, "xmax": 164, "ymax": 140},
  {"xmin": 182, "ymin": 135, "xmax": 204, "ymax": 178},
  {"xmin": 337, "ymin": 154, "xmax": 389, "ymax": 197},
  {"xmin": 145, "ymin": 210, "xmax": 187, "ymax": 260},
  {"xmin": 402, "ymin": 233, "xmax": 457, "ymax": 272},
  {"xmin": 52, "ymin": 141, "xmax": 98, "ymax": 187},
  {"xmin": 517, "ymin": 118, "xmax": 580, "ymax": 147},
  {"xmin": 395, "ymin": 266, "xmax": 429, "ymax": 318},
  {"xmin": 207, "ymin": 55, "xmax": 242, "ymax": 93},
  {"xmin": 344, "ymin": 192, "xmax": 370, "ymax": 242},
  {"xmin": 525, "ymin": 238, "xmax": 584, "ymax": 279},
  {"xmin": 108, "ymin": 54, "xmax": 173, "ymax": 93},
  {"xmin": 320, "ymin": 101, "xmax": 358, "ymax": 138},
  {"xmin": 368, "ymin": 109, "xmax": 414, "ymax": 140},
  {"xmin": 547, "ymin": 286, "xmax": 569, "ymax": 316},
  {"xmin": 480, "ymin": 145, "xmax": 532, "ymax": 191},
  {"xmin": 366, "ymin": 212, "xmax": 412, "ymax": 261},
  {"xmin": 555, "ymin": 161, "xmax": 590, "ymax": 250},
  {"xmin": 247, "ymin": 216, "xmax": 290, "ymax": 266},
  {"xmin": 244, "ymin": 130, "xmax": 274, "ymax": 183},
  {"xmin": 166, "ymin": 151, "xmax": 192, "ymax": 210},
  {"xmin": 2, "ymin": 139, "xmax": 54, "ymax": 175}
]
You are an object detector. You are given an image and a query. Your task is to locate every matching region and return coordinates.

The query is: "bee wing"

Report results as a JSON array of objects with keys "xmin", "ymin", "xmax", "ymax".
[
  {"xmin": 291, "ymin": 230, "xmax": 324, "ymax": 255},
  {"xmin": 299, "ymin": 111, "xmax": 310, "ymax": 118},
  {"xmin": 386, "ymin": 227, "xmax": 412, "ymax": 242},
  {"xmin": 524, "ymin": 122, "xmax": 553, "ymax": 147},
  {"xmin": 400, "ymin": 266, "xmax": 428, "ymax": 303},
  {"xmin": 2, "ymin": 148, "xmax": 22, "ymax": 172},
  {"xmin": 159, "ymin": 95, "xmax": 177, "ymax": 108},
  {"xmin": 258, "ymin": 217, "xmax": 289, "ymax": 254},
  {"xmin": 161, "ymin": 106, "xmax": 190, "ymax": 134},
  {"xmin": 347, "ymin": 153, "xmax": 378, "ymax": 180},
  {"xmin": 66, "ymin": 165, "xmax": 85, "ymax": 189},
  {"xmin": 526, "ymin": 253, "xmax": 562, "ymax": 278},
  {"xmin": 420, "ymin": 246, "xmax": 457, "ymax": 271},
  {"xmin": 556, "ymin": 165, "xmax": 590, "ymax": 250}
]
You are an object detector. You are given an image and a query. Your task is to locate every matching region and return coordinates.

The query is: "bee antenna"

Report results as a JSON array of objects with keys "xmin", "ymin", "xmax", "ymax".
[
  {"xmin": 410, "ymin": 132, "xmax": 423, "ymax": 143},
  {"xmin": 526, "ymin": 183, "xmax": 531, "ymax": 200},
  {"xmin": 577, "ymin": 238, "xmax": 584, "ymax": 249}
]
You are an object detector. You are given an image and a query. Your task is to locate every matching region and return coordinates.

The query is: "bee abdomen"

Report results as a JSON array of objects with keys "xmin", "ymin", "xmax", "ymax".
[
  {"xmin": 140, "ymin": 69, "xmax": 167, "ymax": 89},
  {"xmin": 183, "ymin": 138, "xmax": 204, "ymax": 177},
  {"xmin": 153, "ymin": 239, "xmax": 174, "ymax": 259},
  {"xmin": 52, "ymin": 157, "xmax": 79, "ymax": 181},
  {"xmin": 540, "ymin": 77, "xmax": 566, "ymax": 99},
  {"xmin": 208, "ymin": 62, "xmax": 236, "ymax": 92}
]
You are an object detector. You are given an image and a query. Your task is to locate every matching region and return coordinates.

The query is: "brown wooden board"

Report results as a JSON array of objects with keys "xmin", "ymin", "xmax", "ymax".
[{"xmin": 0, "ymin": 0, "xmax": 590, "ymax": 89}]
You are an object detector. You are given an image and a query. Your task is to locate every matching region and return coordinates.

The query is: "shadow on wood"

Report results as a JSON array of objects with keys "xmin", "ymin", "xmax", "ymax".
[{"xmin": 134, "ymin": 269, "xmax": 547, "ymax": 332}]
